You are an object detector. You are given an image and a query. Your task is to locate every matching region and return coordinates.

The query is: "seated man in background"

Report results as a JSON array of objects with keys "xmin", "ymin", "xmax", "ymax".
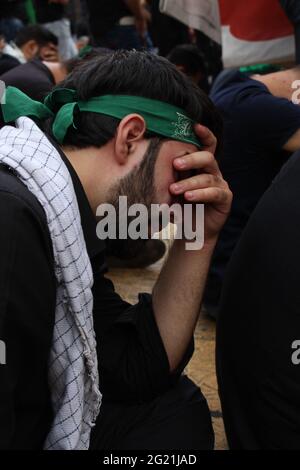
[
  {"xmin": 1, "ymin": 24, "xmax": 59, "ymax": 75},
  {"xmin": 0, "ymin": 55, "xmax": 74, "ymax": 101},
  {"xmin": 0, "ymin": 50, "xmax": 231, "ymax": 450},
  {"xmin": 204, "ymin": 66, "xmax": 300, "ymax": 318},
  {"xmin": 217, "ymin": 148, "xmax": 300, "ymax": 449},
  {"xmin": 0, "ymin": 47, "xmax": 112, "ymax": 103}
]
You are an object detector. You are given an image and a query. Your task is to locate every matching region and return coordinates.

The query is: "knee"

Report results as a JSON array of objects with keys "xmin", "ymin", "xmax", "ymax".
[{"xmin": 163, "ymin": 376, "xmax": 215, "ymax": 450}]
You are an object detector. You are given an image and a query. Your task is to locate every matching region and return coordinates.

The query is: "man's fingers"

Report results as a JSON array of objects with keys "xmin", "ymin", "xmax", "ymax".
[
  {"xmin": 170, "ymin": 173, "xmax": 226, "ymax": 195},
  {"xmin": 195, "ymin": 124, "xmax": 217, "ymax": 154},
  {"xmin": 173, "ymin": 151, "xmax": 221, "ymax": 176},
  {"xmin": 184, "ymin": 186, "xmax": 232, "ymax": 208}
]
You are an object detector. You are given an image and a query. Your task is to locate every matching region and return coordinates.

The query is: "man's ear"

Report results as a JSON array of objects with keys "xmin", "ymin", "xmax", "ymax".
[
  {"xmin": 114, "ymin": 114, "xmax": 146, "ymax": 165},
  {"xmin": 21, "ymin": 40, "xmax": 39, "ymax": 60}
]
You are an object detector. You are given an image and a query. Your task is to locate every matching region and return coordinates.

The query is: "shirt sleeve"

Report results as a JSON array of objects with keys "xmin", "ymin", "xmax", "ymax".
[
  {"xmin": 0, "ymin": 189, "xmax": 55, "ymax": 449},
  {"xmin": 92, "ymin": 272, "xmax": 194, "ymax": 404},
  {"xmin": 233, "ymin": 82, "xmax": 300, "ymax": 152}
]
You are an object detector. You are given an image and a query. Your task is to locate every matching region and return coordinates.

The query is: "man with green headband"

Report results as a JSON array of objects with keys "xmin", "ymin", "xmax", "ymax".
[{"xmin": 0, "ymin": 50, "xmax": 231, "ymax": 450}]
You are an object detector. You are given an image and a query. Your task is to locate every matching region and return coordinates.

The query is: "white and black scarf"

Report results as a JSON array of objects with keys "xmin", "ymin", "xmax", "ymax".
[{"xmin": 0, "ymin": 117, "xmax": 101, "ymax": 450}]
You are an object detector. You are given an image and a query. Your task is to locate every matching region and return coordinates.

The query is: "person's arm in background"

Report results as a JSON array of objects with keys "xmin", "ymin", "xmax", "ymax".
[
  {"xmin": 229, "ymin": 79, "xmax": 300, "ymax": 155},
  {"xmin": 283, "ymin": 128, "xmax": 300, "ymax": 151},
  {"xmin": 124, "ymin": 0, "xmax": 151, "ymax": 39}
]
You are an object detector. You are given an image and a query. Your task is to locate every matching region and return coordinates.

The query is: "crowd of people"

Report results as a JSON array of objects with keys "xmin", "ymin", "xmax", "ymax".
[{"xmin": 0, "ymin": 0, "xmax": 299, "ymax": 452}]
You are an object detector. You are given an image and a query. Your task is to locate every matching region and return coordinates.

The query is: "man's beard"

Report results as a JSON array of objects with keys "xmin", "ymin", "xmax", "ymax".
[
  {"xmin": 108, "ymin": 137, "xmax": 163, "ymax": 218},
  {"xmin": 105, "ymin": 138, "xmax": 163, "ymax": 255}
]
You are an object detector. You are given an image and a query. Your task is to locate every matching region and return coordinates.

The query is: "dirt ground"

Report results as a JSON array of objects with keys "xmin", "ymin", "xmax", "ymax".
[{"xmin": 107, "ymin": 256, "xmax": 228, "ymax": 450}]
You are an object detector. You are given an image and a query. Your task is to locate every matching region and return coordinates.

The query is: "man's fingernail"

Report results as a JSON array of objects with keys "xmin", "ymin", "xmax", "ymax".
[
  {"xmin": 175, "ymin": 158, "xmax": 186, "ymax": 168},
  {"xmin": 172, "ymin": 183, "xmax": 182, "ymax": 193},
  {"xmin": 185, "ymin": 191, "xmax": 194, "ymax": 200}
]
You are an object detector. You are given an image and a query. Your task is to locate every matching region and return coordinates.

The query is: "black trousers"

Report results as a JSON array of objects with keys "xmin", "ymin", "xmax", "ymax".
[{"xmin": 90, "ymin": 376, "xmax": 214, "ymax": 450}]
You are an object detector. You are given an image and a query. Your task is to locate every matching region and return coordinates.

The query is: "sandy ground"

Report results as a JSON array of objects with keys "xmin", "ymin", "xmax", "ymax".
[{"xmin": 107, "ymin": 255, "xmax": 228, "ymax": 450}]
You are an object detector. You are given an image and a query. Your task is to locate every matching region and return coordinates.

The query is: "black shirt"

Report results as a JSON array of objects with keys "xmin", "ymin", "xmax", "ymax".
[
  {"xmin": 86, "ymin": 0, "xmax": 131, "ymax": 43},
  {"xmin": 34, "ymin": 0, "xmax": 65, "ymax": 23},
  {"xmin": 217, "ymin": 149, "xmax": 300, "ymax": 449},
  {"xmin": 0, "ymin": 53, "xmax": 20, "ymax": 76},
  {"xmin": 0, "ymin": 59, "xmax": 55, "ymax": 102},
  {"xmin": 0, "ymin": 129, "xmax": 192, "ymax": 449}
]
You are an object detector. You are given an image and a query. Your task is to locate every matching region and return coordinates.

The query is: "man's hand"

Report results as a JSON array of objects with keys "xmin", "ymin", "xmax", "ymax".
[
  {"xmin": 153, "ymin": 126, "xmax": 232, "ymax": 371},
  {"xmin": 170, "ymin": 125, "xmax": 232, "ymax": 245}
]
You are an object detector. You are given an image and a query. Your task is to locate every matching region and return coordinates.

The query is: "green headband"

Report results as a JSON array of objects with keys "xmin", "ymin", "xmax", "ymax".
[{"xmin": 1, "ymin": 86, "xmax": 202, "ymax": 148}]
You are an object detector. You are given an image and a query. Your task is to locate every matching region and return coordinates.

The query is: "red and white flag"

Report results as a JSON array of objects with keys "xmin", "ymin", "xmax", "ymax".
[
  {"xmin": 159, "ymin": 0, "xmax": 222, "ymax": 44},
  {"xmin": 219, "ymin": 0, "xmax": 295, "ymax": 67},
  {"xmin": 160, "ymin": 0, "xmax": 295, "ymax": 68}
]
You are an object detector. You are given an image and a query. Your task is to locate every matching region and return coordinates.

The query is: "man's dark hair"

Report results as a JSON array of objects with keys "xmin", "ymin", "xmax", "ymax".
[
  {"xmin": 45, "ymin": 50, "xmax": 222, "ymax": 152},
  {"xmin": 15, "ymin": 25, "xmax": 58, "ymax": 48},
  {"xmin": 167, "ymin": 44, "xmax": 207, "ymax": 77}
]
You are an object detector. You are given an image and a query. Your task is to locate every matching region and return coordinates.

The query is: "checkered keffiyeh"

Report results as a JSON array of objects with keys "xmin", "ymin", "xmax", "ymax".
[{"xmin": 0, "ymin": 117, "xmax": 101, "ymax": 450}]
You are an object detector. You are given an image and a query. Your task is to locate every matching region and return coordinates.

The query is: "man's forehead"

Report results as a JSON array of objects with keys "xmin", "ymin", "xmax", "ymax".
[{"xmin": 160, "ymin": 139, "xmax": 198, "ymax": 155}]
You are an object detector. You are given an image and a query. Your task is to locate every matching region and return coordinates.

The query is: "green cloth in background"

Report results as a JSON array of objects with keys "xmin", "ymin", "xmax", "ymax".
[{"xmin": 25, "ymin": 0, "xmax": 37, "ymax": 24}]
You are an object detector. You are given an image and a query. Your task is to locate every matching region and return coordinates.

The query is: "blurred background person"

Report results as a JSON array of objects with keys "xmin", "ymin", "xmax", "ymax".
[
  {"xmin": 34, "ymin": 0, "xmax": 77, "ymax": 59},
  {"xmin": 204, "ymin": 66, "xmax": 300, "ymax": 319},
  {"xmin": 0, "ymin": 58, "xmax": 69, "ymax": 101},
  {"xmin": 0, "ymin": 55, "xmax": 77, "ymax": 101},
  {"xmin": 167, "ymin": 44, "xmax": 209, "ymax": 93},
  {"xmin": 151, "ymin": 0, "xmax": 222, "ymax": 83},
  {"xmin": 2, "ymin": 25, "xmax": 59, "ymax": 68},
  {"xmin": 193, "ymin": 29, "xmax": 223, "ymax": 84},
  {"xmin": 86, "ymin": 0, "xmax": 153, "ymax": 50},
  {"xmin": 0, "ymin": 45, "xmax": 111, "ymax": 104},
  {"xmin": 73, "ymin": 19, "xmax": 90, "ymax": 52},
  {"xmin": 150, "ymin": 0, "xmax": 189, "ymax": 56}
]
